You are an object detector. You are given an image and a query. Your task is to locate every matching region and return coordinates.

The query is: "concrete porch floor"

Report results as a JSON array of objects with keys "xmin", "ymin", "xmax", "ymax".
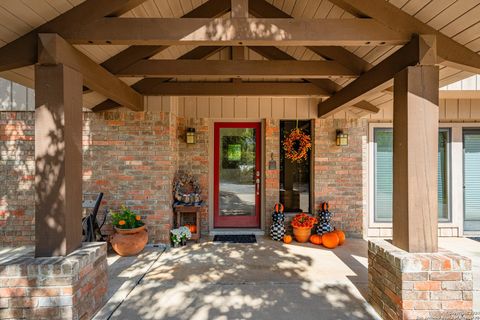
[{"xmin": 96, "ymin": 237, "xmax": 480, "ymax": 320}]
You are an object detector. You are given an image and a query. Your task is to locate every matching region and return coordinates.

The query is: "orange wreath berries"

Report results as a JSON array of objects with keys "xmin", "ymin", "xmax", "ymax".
[
  {"xmin": 291, "ymin": 213, "xmax": 318, "ymax": 229},
  {"xmin": 283, "ymin": 128, "xmax": 312, "ymax": 162}
]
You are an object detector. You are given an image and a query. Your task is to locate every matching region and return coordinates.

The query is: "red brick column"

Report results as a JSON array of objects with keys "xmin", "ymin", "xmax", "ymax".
[
  {"xmin": 314, "ymin": 118, "xmax": 368, "ymax": 237},
  {"xmin": 369, "ymin": 240, "xmax": 472, "ymax": 319},
  {"xmin": 0, "ymin": 243, "xmax": 107, "ymax": 319},
  {"xmin": 264, "ymin": 119, "xmax": 280, "ymax": 232}
]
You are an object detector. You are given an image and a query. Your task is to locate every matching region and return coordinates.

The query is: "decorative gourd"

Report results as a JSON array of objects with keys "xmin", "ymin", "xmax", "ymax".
[
  {"xmin": 321, "ymin": 202, "xmax": 329, "ymax": 212},
  {"xmin": 322, "ymin": 232, "xmax": 339, "ymax": 249},
  {"xmin": 185, "ymin": 224, "xmax": 197, "ymax": 233},
  {"xmin": 309, "ymin": 234, "xmax": 322, "ymax": 245},
  {"xmin": 275, "ymin": 203, "xmax": 284, "ymax": 213},
  {"xmin": 334, "ymin": 230, "xmax": 345, "ymax": 245},
  {"xmin": 283, "ymin": 235, "xmax": 293, "ymax": 244}
]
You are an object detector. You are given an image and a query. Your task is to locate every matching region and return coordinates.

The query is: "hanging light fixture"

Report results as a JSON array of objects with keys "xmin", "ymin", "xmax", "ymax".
[
  {"xmin": 336, "ymin": 130, "xmax": 348, "ymax": 146},
  {"xmin": 186, "ymin": 128, "xmax": 196, "ymax": 144}
]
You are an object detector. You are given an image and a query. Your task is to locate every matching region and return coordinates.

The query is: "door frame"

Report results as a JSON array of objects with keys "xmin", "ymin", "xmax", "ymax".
[{"xmin": 212, "ymin": 121, "xmax": 262, "ymax": 228}]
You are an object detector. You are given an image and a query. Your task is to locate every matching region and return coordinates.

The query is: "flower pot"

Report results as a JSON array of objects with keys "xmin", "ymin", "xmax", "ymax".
[
  {"xmin": 111, "ymin": 225, "xmax": 148, "ymax": 256},
  {"xmin": 293, "ymin": 227, "xmax": 312, "ymax": 243}
]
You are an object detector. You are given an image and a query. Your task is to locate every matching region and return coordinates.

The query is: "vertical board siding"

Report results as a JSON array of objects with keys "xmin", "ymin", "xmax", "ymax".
[{"xmin": 175, "ymin": 96, "xmax": 321, "ymax": 119}]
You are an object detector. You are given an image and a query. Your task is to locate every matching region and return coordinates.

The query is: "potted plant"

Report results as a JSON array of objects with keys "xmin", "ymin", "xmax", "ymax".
[
  {"xmin": 291, "ymin": 213, "xmax": 317, "ymax": 243},
  {"xmin": 110, "ymin": 206, "xmax": 148, "ymax": 256},
  {"xmin": 170, "ymin": 226, "xmax": 192, "ymax": 247}
]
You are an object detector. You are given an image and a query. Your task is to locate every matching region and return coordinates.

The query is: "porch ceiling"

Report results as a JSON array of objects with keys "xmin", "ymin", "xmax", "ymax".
[{"xmin": 0, "ymin": 0, "xmax": 479, "ymax": 113}]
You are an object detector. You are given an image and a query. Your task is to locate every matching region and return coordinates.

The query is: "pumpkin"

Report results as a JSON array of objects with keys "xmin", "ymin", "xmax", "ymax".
[
  {"xmin": 283, "ymin": 235, "xmax": 293, "ymax": 244},
  {"xmin": 309, "ymin": 234, "xmax": 322, "ymax": 245},
  {"xmin": 321, "ymin": 202, "xmax": 329, "ymax": 212},
  {"xmin": 322, "ymin": 232, "xmax": 339, "ymax": 249},
  {"xmin": 274, "ymin": 203, "xmax": 284, "ymax": 213},
  {"xmin": 334, "ymin": 230, "xmax": 345, "ymax": 245},
  {"xmin": 185, "ymin": 224, "xmax": 197, "ymax": 233}
]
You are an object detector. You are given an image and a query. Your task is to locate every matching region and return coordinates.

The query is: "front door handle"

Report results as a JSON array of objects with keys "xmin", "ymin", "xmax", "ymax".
[{"xmin": 256, "ymin": 178, "xmax": 260, "ymax": 195}]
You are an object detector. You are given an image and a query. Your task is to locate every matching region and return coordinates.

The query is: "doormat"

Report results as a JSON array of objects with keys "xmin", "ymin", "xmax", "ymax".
[
  {"xmin": 468, "ymin": 237, "xmax": 480, "ymax": 242},
  {"xmin": 213, "ymin": 234, "xmax": 257, "ymax": 243}
]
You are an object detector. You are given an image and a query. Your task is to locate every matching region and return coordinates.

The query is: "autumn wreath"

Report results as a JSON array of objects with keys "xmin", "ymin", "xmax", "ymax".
[{"xmin": 283, "ymin": 128, "xmax": 312, "ymax": 162}]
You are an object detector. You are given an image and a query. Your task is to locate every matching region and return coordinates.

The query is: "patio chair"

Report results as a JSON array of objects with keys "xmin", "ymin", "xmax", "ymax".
[{"xmin": 82, "ymin": 192, "xmax": 107, "ymax": 242}]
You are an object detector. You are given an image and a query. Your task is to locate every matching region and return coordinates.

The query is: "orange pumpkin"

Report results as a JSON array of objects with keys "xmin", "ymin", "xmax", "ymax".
[
  {"xmin": 185, "ymin": 224, "xmax": 197, "ymax": 233},
  {"xmin": 309, "ymin": 234, "xmax": 322, "ymax": 245},
  {"xmin": 334, "ymin": 230, "xmax": 346, "ymax": 245},
  {"xmin": 322, "ymin": 232, "xmax": 339, "ymax": 249},
  {"xmin": 283, "ymin": 235, "xmax": 293, "ymax": 244}
]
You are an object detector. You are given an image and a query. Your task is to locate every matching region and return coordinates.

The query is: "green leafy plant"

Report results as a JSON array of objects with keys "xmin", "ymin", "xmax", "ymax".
[{"xmin": 110, "ymin": 206, "xmax": 144, "ymax": 229}]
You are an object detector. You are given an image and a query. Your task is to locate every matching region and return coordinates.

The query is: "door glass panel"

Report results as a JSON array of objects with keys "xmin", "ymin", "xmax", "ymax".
[
  {"xmin": 219, "ymin": 128, "xmax": 256, "ymax": 217},
  {"xmin": 464, "ymin": 130, "xmax": 480, "ymax": 228}
]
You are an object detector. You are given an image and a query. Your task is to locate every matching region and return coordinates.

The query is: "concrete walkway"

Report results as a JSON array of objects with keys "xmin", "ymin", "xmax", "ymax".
[{"xmin": 108, "ymin": 238, "xmax": 380, "ymax": 320}]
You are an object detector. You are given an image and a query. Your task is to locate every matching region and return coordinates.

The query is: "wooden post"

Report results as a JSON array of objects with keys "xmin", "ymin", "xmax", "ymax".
[
  {"xmin": 35, "ymin": 64, "xmax": 83, "ymax": 257},
  {"xmin": 392, "ymin": 65, "xmax": 439, "ymax": 253}
]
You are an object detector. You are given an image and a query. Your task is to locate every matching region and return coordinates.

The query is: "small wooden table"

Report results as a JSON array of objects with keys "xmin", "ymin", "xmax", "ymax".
[{"xmin": 173, "ymin": 205, "xmax": 202, "ymax": 242}]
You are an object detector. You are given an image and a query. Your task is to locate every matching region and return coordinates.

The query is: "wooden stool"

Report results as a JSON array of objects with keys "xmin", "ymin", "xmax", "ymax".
[{"xmin": 173, "ymin": 205, "xmax": 201, "ymax": 242}]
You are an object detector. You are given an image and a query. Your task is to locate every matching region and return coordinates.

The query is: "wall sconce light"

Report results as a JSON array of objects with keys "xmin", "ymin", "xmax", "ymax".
[
  {"xmin": 336, "ymin": 130, "xmax": 348, "ymax": 146},
  {"xmin": 186, "ymin": 127, "xmax": 196, "ymax": 144}
]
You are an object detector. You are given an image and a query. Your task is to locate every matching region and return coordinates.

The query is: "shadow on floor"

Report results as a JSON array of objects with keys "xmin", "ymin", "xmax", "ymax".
[{"xmin": 110, "ymin": 238, "xmax": 378, "ymax": 320}]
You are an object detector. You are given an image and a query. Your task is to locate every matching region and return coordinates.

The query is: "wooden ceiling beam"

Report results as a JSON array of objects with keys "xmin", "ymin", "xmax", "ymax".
[
  {"xmin": 249, "ymin": 46, "xmax": 378, "ymax": 114},
  {"xmin": 0, "ymin": 0, "xmax": 147, "ymax": 72},
  {"xmin": 317, "ymin": 35, "xmax": 431, "ymax": 118},
  {"xmin": 39, "ymin": 33, "xmax": 143, "ymax": 111},
  {"xmin": 328, "ymin": 0, "xmax": 480, "ymax": 73},
  {"xmin": 100, "ymin": 0, "xmax": 231, "ymax": 74},
  {"xmin": 248, "ymin": 0, "xmax": 372, "ymax": 74},
  {"xmin": 138, "ymin": 82, "xmax": 329, "ymax": 96},
  {"xmin": 117, "ymin": 59, "xmax": 358, "ymax": 78},
  {"xmin": 62, "ymin": 18, "xmax": 409, "ymax": 46},
  {"xmin": 91, "ymin": 46, "xmax": 223, "ymax": 112}
]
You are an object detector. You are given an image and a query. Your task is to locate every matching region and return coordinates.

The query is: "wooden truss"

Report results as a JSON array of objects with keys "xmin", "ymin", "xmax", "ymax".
[{"xmin": 0, "ymin": 0, "xmax": 478, "ymax": 115}]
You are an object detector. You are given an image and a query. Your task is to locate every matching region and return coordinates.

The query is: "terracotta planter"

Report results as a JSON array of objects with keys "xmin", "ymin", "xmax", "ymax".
[
  {"xmin": 293, "ymin": 227, "xmax": 312, "ymax": 243},
  {"xmin": 110, "ymin": 225, "xmax": 148, "ymax": 256}
]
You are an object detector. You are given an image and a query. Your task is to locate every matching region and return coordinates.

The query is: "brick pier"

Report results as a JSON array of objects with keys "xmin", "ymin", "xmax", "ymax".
[
  {"xmin": 368, "ymin": 239, "xmax": 473, "ymax": 319},
  {"xmin": 0, "ymin": 242, "xmax": 107, "ymax": 319}
]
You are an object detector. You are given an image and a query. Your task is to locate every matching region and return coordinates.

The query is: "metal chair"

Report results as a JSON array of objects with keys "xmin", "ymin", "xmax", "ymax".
[{"xmin": 82, "ymin": 192, "xmax": 107, "ymax": 242}]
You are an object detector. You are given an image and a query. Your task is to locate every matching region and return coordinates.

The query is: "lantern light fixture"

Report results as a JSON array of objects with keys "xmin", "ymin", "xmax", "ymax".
[
  {"xmin": 186, "ymin": 127, "xmax": 196, "ymax": 144},
  {"xmin": 336, "ymin": 130, "xmax": 348, "ymax": 146}
]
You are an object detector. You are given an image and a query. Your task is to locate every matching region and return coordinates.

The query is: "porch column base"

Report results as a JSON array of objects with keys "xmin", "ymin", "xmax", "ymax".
[
  {"xmin": 0, "ymin": 242, "xmax": 107, "ymax": 319},
  {"xmin": 368, "ymin": 240, "xmax": 472, "ymax": 320}
]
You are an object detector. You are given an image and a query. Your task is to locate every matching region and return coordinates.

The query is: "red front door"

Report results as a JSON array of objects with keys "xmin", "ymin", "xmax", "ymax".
[{"xmin": 214, "ymin": 122, "xmax": 261, "ymax": 228}]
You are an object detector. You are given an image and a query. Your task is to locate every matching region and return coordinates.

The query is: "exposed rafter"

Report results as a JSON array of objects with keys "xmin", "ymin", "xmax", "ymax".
[
  {"xmin": 0, "ymin": 0, "xmax": 147, "ymax": 72},
  {"xmin": 249, "ymin": 46, "xmax": 378, "ymax": 114},
  {"xmin": 248, "ymin": 0, "xmax": 372, "ymax": 74},
  {"xmin": 136, "ymin": 82, "xmax": 329, "ymax": 96},
  {"xmin": 328, "ymin": 0, "xmax": 480, "ymax": 74},
  {"xmin": 39, "ymin": 34, "xmax": 143, "ymax": 111},
  {"xmin": 317, "ymin": 35, "xmax": 434, "ymax": 118},
  {"xmin": 117, "ymin": 59, "xmax": 358, "ymax": 78},
  {"xmin": 61, "ymin": 18, "xmax": 409, "ymax": 46},
  {"xmin": 99, "ymin": 0, "xmax": 231, "ymax": 74},
  {"xmin": 92, "ymin": 46, "xmax": 224, "ymax": 112}
]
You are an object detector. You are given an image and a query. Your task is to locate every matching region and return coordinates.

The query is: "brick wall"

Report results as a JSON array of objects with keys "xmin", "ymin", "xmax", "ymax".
[
  {"xmin": 0, "ymin": 112, "xmax": 35, "ymax": 246},
  {"xmin": 368, "ymin": 239, "xmax": 473, "ymax": 319},
  {"xmin": 83, "ymin": 111, "xmax": 177, "ymax": 243},
  {"xmin": 1, "ymin": 110, "xmax": 369, "ymax": 245},
  {"xmin": 314, "ymin": 118, "xmax": 368, "ymax": 237},
  {"xmin": 175, "ymin": 117, "xmax": 209, "ymax": 234},
  {"xmin": 264, "ymin": 119, "xmax": 280, "ymax": 232},
  {"xmin": 0, "ymin": 242, "xmax": 107, "ymax": 320}
]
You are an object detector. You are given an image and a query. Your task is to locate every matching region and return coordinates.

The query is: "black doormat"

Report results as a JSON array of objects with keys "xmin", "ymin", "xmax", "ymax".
[
  {"xmin": 468, "ymin": 237, "xmax": 480, "ymax": 242},
  {"xmin": 213, "ymin": 234, "xmax": 257, "ymax": 243}
]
